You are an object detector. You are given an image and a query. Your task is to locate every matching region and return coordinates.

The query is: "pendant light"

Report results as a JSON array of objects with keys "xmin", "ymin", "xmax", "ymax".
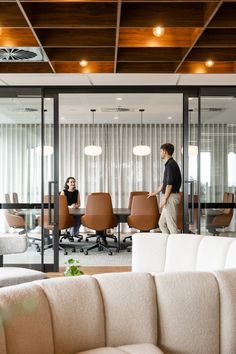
[
  {"xmin": 133, "ymin": 109, "xmax": 151, "ymax": 156},
  {"xmin": 84, "ymin": 109, "xmax": 102, "ymax": 156}
]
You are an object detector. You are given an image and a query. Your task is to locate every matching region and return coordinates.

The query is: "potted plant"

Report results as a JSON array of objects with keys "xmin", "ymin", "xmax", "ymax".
[{"xmin": 64, "ymin": 258, "xmax": 84, "ymax": 276}]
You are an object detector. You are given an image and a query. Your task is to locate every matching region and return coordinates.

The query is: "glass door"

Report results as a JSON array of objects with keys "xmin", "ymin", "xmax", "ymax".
[
  {"xmin": 200, "ymin": 95, "xmax": 236, "ymax": 237},
  {"xmin": 0, "ymin": 88, "xmax": 60, "ymax": 271}
]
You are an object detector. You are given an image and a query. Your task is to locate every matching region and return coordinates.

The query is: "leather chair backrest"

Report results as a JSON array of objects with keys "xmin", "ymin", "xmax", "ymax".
[
  {"xmin": 82, "ymin": 193, "xmax": 118, "ymax": 231},
  {"xmin": 12, "ymin": 192, "xmax": 19, "ymax": 204},
  {"xmin": 223, "ymin": 192, "xmax": 234, "ymax": 215},
  {"xmin": 39, "ymin": 195, "xmax": 75, "ymax": 230},
  {"xmin": 128, "ymin": 195, "xmax": 159, "ymax": 231},
  {"xmin": 128, "ymin": 191, "xmax": 149, "ymax": 209}
]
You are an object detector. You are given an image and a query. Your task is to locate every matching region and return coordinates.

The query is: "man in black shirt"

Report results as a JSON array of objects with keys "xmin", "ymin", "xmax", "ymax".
[{"xmin": 148, "ymin": 143, "xmax": 182, "ymax": 234}]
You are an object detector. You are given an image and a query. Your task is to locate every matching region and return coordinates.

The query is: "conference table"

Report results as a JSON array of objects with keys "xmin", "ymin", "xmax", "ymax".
[{"xmin": 69, "ymin": 208, "xmax": 131, "ymax": 249}]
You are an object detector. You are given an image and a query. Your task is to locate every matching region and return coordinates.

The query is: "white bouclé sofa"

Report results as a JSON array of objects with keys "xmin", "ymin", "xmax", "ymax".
[
  {"xmin": 1, "ymin": 270, "xmax": 236, "ymax": 354},
  {"xmin": 132, "ymin": 233, "xmax": 236, "ymax": 273}
]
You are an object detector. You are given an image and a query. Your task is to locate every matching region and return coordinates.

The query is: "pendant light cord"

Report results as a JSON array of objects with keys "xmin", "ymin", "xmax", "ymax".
[
  {"xmin": 91, "ymin": 109, "xmax": 96, "ymax": 145},
  {"xmin": 139, "ymin": 109, "xmax": 144, "ymax": 145}
]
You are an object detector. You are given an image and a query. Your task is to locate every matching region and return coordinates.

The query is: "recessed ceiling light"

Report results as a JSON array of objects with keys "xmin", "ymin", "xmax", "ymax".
[
  {"xmin": 153, "ymin": 26, "xmax": 165, "ymax": 37},
  {"xmin": 205, "ymin": 60, "xmax": 214, "ymax": 68},
  {"xmin": 116, "ymin": 97, "xmax": 122, "ymax": 101},
  {"xmin": 45, "ymin": 97, "xmax": 51, "ymax": 101},
  {"xmin": 61, "ymin": 116, "xmax": 65, "ymax": 120},
  {"xmin": 79, "ymin": 60, "xmax": 88, "ymax": 67},
  {"xmin": 167, "ymin": 116, "xmax": 172, "ymax": 120},
  {"xmin": 114, "ymin": 116, "xmax": 119, "ymax": 120}
]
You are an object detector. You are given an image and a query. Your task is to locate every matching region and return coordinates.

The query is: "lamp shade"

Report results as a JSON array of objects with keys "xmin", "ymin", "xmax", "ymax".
[
  {"xmin": 133, "ymin": 145, "xmax": 151, "ymax": 156},
  {"xmin": 84, "ymin": 108, "xmax": 102, "ymax": 156},
  {"xmin": 84, "ymin": 145, "xmax": 102, "ymax": 156},
  {"xmin": 35, "ymin": 145, "xmax": 53, "ymax": 156},
  {"xmin": 133, "ymin": 108, "xmax": 151, "ymax": 156}
]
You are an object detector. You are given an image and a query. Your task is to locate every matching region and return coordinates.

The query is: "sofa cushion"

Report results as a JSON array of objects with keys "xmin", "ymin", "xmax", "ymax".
[
  {"xmin": 132, "ymin": 233, "xmax": 168, "ymax": 273},
  {"xmin": 0, "ymin": 233, "xmax": 28, "ymax": 255},
  {"xmin": 214, "ymin": 269, "xmax": 236, "ymax": 354},
  {"xmin": 196, "ymin": 236, "xmax": 234, "ymax": 271},
  {"xmin": 225, "ymin": 241, "xmax": 236, "ymax": 268},
  {"xmin": 0, "ymin": 267, "xmax": 47, "ymax": 287},
  {"xmin": 0, "ymin": 282, "xmax": 54, "ymax": 354},
  {"xmin": 164, "ymin": 234, "xmax": 203, "ymax": 272},
  {"xmin": 94, "ymin": 273, "xmax": 158, "ymax": 348},
  {"xmin": 39, "ymin": 276, "xmax": 105, "ymax": 354},
  {"xmin": 78, "ymin": 343, "xmax": 163, "ymax": 354},
  {"xmin": 154, "ymin": 271, "xmax": 220, "ymax": 354}
]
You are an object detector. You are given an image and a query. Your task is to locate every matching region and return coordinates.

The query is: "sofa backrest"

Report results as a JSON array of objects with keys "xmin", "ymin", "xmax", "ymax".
[
  {"xmin": 0, "ymin": 271, "xmax": 236, "ymax": 354},
  {"xmin": 132, "ymin": 233, "xmax": 236, "ymax": 273}
]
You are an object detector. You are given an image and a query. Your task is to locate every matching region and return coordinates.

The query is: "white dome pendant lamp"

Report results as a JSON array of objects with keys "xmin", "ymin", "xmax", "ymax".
[
  {"xmin": 84, "ymin": 109, "xmax": 102, "ymax": 156},
  {"xmin": 133, "ymin": 109, "xmax": 151, "ymax": 156}
]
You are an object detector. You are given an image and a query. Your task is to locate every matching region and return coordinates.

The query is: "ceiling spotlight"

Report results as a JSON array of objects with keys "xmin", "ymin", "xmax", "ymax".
[
  {"xmin": 79, "ymin": 60, "xmax": 88, "ymax": 67},
  {"xmin": 116, "ymin": 97, "xmax": 122, "ymax": 101},
  {"xmin": 153, "ymin": 26, "xmax": 165, "ymax": 37},
  {"xmin": 61, "ymin": 116, "xmax": 65, "ymax": 120},
  {"xmin": 114, "ymin": 116, "xmax": 119, "ymax": 120},
  {"xmin": 205, "ymin": 60, "xmax": 214, "ymax": 68},
  {"xmin": 168, "ymin": 116, "xmax": 172, "ymax": 120}
]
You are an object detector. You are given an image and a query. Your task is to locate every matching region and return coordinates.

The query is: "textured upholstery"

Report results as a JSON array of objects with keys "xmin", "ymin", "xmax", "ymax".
[
  {"xmin": 127, "ymin": 191, "xmax": 149, "ymax": 209},
  {"xmin": 0, "ymin": 233, "xmax": 47, "ymax": 287},
  {"xmin": 0, "ymin": 271, "xmax": 236, "ymax": 354},
  {"xmin": 0, "ymin": 233, "xmax": 28, "ymax": 255},
  {"xmin": 132, "ymin": 233, "xmax": 236, "ymax": 273}
]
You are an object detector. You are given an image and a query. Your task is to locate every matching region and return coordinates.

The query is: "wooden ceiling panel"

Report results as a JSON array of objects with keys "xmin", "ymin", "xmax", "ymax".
[
  {"xmin": 45, "ymin": 48, "xmax": 114, "ymax": 61},
  {"xmin": 0, "ymin": 62, "xmax": 53, "ymax": 73},
  {"xmin": 187, "ymin": 48, "xmax": 236, "ymax": 61},
  {"xmin": 208, "ymin": 3, "xmax": 236, "ymax": 27},
  {"xmin": 0, "ymin": 3, "xmax": 28, "ymax": 27},
  {"xmin": 196, "ymin": 29, "xmax": 236, "ymax": 47},
  {"xmin": 118, "ymin": 47, "xmax": 187, "ymax": 61},
  {"xmin": 119, "ymin": 28, "xmax": 202, "ymax": 47},
  {"xmin": 0, "ymin": 28, "xmax": 38, "ymax": 47},
  {"xmin": 0, "ymin": 0, "xmax": 235, "ymax": 74},
  {"xmin": 120, "ymin": 3, "xmax": 205, "ymax": 27},
  {"xmin": 117, "ymin": 62, "xmax": 178, "ymax": 73},
  {"xmin": 52, "ymin": 61, "xmax": 114, "ymax": 73},
  {"xmin": 35, "ymin": 29, "xmax": 116, "ymax": 47},
  {"xmin": 22, "ymin": 3, "xmax": 117, "ymax": 28},
  {"xmin": 177, "ymin": 61, "xmax": 235, "ymax": 73}
]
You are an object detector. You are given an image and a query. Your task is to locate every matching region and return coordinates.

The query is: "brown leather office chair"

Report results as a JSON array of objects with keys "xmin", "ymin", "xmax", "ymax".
[
  {"xmin": 81, "ymin": 193, "xmax": 118, "ymax": 255},
  {"xmin": 38, "ymin": 195, "xmax": 78, "ymax": 255},
  {"xmin": 4, "ymin": 193, "xmax": 25, "ymax": 233},
  {"xmin": 127, "ymin": 195, "xmax": 160, "ymax": 232},
  {"xmin": 12, "ymin": 192, "xmax": 23, "ymax": 212},
  {"xmin": 206, "ymin": 192, "xmax": 234, "ymax": 235},
  {"xmin": 123, "ymin": 191, "xmax": 149, "ymax": 243}
]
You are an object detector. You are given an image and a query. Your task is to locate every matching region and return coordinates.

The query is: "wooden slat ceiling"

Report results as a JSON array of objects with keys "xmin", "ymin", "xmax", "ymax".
[{"xmin": 0, "ymin": 0, "xmax": 236, "ymax": 74}]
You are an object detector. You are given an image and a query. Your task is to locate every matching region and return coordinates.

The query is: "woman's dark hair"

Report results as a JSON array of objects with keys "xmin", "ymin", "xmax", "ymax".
[
  {"xmin": 64, "ymin": 177, "xmax": 76, "ymax": 190},
  {"xmin": 160, "ymin": 143, "xmax": 174, "ymax": 156}
]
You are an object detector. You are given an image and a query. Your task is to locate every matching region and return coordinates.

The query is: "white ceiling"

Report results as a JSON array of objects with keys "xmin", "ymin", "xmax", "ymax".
[
  {"xmin": 0, "ymin": 93, "xmax": 236, "ymax": 125},
  {"xmin": 1, "ymin": 73, "xmax": 236, "ymax": 86}
]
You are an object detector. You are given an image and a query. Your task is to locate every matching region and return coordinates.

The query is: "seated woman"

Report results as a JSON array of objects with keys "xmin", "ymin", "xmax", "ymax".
[{"xmin": 60, "ymin": 177, "xmax": 82, "ymax": 241}]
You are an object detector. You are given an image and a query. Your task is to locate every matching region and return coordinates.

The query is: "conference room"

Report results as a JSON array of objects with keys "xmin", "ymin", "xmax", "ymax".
[{"xmin": 0, "ymin": 88, "xmax": 236, "ymax": 272}]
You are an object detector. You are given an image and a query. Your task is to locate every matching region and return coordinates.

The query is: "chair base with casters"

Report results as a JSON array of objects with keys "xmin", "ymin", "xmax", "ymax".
[
  {"xmin": 123, "ymin": 234, "xmax": 132, "ymax": 243},
  {"xmin": 85, "ymin": 231, "xmax": 117, "ymax": 243},
  {"xmin": 84, "ymin": 231, "xmax": 118, "ymax": 255},
  {"xmin": 60, "ymin": 230, "xmax": 83, "ymax": 243}
]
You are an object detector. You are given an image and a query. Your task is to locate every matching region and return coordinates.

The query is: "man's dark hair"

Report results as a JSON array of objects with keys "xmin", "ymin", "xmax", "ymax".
[{"xmin": 160, "ymin": 143, "xmax": 174, "ymax": 156}]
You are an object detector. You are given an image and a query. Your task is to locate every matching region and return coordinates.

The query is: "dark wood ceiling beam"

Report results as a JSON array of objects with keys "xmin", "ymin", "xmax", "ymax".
[
  {"xmin": 117, "ymin": 62, "xmax": 178, "ymax": 73},
  {"xmin": 114, "ymin": 0, "xmax": 122, "ymax": 73},
  {"xmin": 45, "ymin": 48, "xmax": 115, "ymax": 61},
  {"xmin": 186, "ymin": 48, "xmax": 236, "ymax": 61},
  {"xmin": 0, "ymin": 3, "xmax": 28, "ymax": 27},
  {"xmin": 0, "ymin": 28, "xmax": 38, "ymax": 46},
  {"xmin": 16, "ymin": 0, "xmax": 55, "ymax": 72},
  {"xmin": 35, "ymin": 29, "xmax": 116, "ymax": 47},
  {"xmin": 175, "ymin": 1, "xmax": 223, "ymax": 73},
  {"xmin": 196, "ymin": 29, "xmax": 236, "ymax": 47},
  {"xmin": 118, "ymin": 47, "xmax": 188, "ymax": 61},
  {"xmin": 120, "ymin": 3, "xmax": 205, "ymax": 27},
  {"xmin": 209, "ymin": 3, "xmax": 236, "ymax": 27},
  {"xmin": 0, "ymin": 62, "xmax": 53, "ymax": 73},
  {"xmin": 21, "ymin": 2, "xmax": 117, "ymax": 28},
  {"xmin": 177, "ymin": 61, "xmax": 235, "ymax": 74},
  {"xmin": 52, "ymin": 61, "xmax": 114, "ymax": 73}
]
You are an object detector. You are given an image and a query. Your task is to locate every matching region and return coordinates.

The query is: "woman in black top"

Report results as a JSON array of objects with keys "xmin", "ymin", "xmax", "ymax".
[{"xmin": 60, "ymin": 177, "xmax": 81, "ymax": 239}]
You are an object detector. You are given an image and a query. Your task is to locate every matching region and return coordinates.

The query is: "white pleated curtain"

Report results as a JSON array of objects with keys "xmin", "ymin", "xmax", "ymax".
[{"xmin": 0, "ymin": 123, "xmax": 235, "ymax": 208}]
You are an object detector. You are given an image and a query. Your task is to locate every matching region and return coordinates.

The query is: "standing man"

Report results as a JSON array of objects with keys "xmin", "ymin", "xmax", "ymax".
[{"xmin": 148, "ymin": 143, "xmax": 182, "ymax": 234}]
